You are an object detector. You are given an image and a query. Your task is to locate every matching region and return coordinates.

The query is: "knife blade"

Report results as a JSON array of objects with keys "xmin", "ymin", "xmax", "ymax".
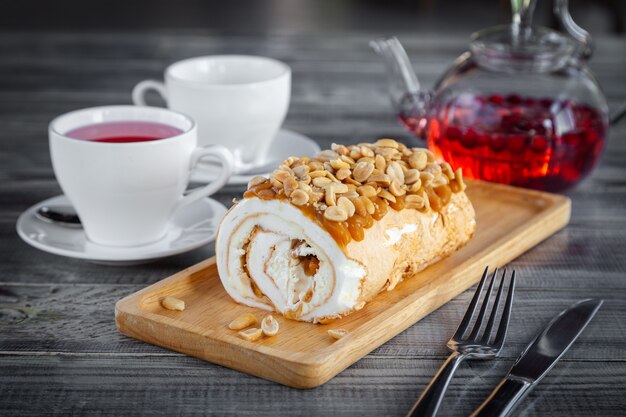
[{"xmin": 470, "ymin": 298, "xmax": 603, "ymax": 417}]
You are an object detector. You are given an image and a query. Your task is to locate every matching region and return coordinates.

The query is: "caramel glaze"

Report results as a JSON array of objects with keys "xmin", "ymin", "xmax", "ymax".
[{"xmin": 244, "ymin": 182, "xmax": 455, "ymax": 248}]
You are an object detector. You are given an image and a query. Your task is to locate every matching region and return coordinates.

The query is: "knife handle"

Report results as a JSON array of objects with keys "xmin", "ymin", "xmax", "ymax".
[{"xmin": 470, "ymin": 377, "xmax": 533, "ymax": 417}]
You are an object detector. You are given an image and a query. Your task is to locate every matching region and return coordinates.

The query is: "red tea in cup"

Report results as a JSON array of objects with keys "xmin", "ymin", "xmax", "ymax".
[{"xmin": 66, "ymin": 121, "xmax": 184, "ymax": 143}]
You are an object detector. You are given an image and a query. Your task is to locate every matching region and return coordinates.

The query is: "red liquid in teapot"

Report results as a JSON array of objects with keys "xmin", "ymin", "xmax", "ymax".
[
  {"xmin": 400, "ymin": 94, "xmax": 607, "ymax": 192},
  {"xmin": 66, "ymin": 121, "xmax": 184, "ymax": 143}
]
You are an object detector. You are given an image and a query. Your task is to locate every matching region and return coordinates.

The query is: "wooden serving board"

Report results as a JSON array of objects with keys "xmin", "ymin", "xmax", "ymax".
[{"xmin": 115, "ymin": 180, "xmax": 570, "ymax": 388}]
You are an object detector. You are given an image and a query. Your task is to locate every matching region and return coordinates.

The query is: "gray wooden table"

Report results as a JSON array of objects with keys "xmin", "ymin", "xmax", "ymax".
[{"xmin": 1, "ymin": 30, "xmax": 625, "ymax": 417}]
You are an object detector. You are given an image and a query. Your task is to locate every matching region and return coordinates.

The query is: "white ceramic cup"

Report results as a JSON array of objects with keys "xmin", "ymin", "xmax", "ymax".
[
  {"xmin": 49, "ymin": 105, "xmax": 234, "ymax": 247},
  {"xmin": 132, "ymin": 55, "xmax": 291, "ymax": 169}
]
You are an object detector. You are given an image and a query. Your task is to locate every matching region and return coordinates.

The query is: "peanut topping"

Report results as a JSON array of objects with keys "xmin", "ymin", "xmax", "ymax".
[
  {"xmin": 238, "ymin": 327, "xmax": 263, "ymax": 342},
  {"xmin": 369, "ymin": 173, "xmax": 391, "ymax": 187},
  {"xmin": 324, "ymin": 205, "xmax": 348, "ymax": 222},
  {"xmin": 357, "ymin": 185, "xmax": 377, "ymax": 198},
  {"xmin": 389, "ymin": 179, "xmax": 406, "ymax": 197},
  {"xmin": 353, "ymin": 161, "xmax": 374, "ymax": 183},
  {"xmin": 453, "ymin": 168, "xmax": 466, "ymax": 191},
  {"xmin": 261, "ymin": 315, "xmax": 279, "ymax": 337},
  {"xmin": 228, "ymin": 313, "xmax": 257, "ymax": 330},
  {"xmin": 244, "ymin": 139, "xmax": 465, "ymax": 247},
  {"xmin": 312, "ymin": 177, "xmax": 332, "ymax": 187},
  {"xmin": 328, "ymin": 182, "xmax": 349, "ymax": 194},
  {"xmin": 337, "ymin": 196, "xmax": 356, "ymax": 217},
  {"xmin": 375, "ymin": 154, "xmax": 386, "ymax": 171},
  {"xmin": 328, "ymin": 329, "xmax": 349, "ymax": 340},
  {"xmin": 405, "ymin": 194, "xmax": 426, "ymax": 210},
  {"xmin": 290, "ymin": 189, "xmax": 309, "ymax": 206},
  {"xmin": 283, "ymin": 176, "xmax": 298, "ymax": 197},
  {"xmin": 378, "ymin": 189, "xmax": 396, "ymax": 203},
  {"xmin": 376, "ymin": 138, "xmax": 399, "ymax": 148},
  {"xmin": 330, "ymin": 159, "xmax": 350, "ymax": 170},
  {"xmin": 292, "ymin": 165, "xmax": 309, "ymax": 178},
  {"xmin": 441, "ymin": 162, "xmax": 455, "ymax": 180},
  {"xmin": 404, "ymin": 169, "xmax": 420, "ymax": 184},
  {"xmin": 386, "ymin": 161, "xmax": 404, "ymax": 184},
  {"xmin": 412, "ymin": 150, "xmax": 430, "ymax": 169},
  {"xmin": 335, "ymin": 167, "xmax": 351, "ymax": 180},
  {"xmin": 360, "ymin": 145, "xmax": 374, "ymax": 157},
  {"xmin": 359, "ymin": 195, "xmax": 375, "ymax": 215},
  {"xmin": 420, "ymin": 171, "xmax": 435, "ymax": 187},
  {"xmin": 161, "ymin": 296, "xmax": 185, "ymax": 311},
  {"xmin": 248, "ymin": 176, "xmax": 267, "ymax": 188}
]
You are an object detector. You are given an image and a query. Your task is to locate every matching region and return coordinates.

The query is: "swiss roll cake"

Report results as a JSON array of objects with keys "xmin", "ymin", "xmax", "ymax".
[{"xmin": 216, "ymin": 139, "xmax": 476, "ymax": 323}]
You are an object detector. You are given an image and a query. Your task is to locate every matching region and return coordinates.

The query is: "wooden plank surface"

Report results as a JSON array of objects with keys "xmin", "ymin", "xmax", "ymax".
[
  {"xmin": 115, "ymin": 181, "xmax": 570, "ymax": 388},
  {"xmin": 0, "ymin": 29, "xmax": 625, "ymax": 415}
]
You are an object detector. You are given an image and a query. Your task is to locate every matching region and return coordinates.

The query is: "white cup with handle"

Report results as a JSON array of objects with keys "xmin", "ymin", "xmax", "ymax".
[
  {"xmin": 132, "ymin": 55, "xmax": 291, "ymax": 171},
  {"xmin": 49, "ymin": 105, "xmax": 234, "ymax": 247}
]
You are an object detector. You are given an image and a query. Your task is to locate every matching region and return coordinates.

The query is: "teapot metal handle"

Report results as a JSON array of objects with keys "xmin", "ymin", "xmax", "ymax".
[{"xmin": 554, "ymin": 0, "xmax": 593, "ymax": 61}]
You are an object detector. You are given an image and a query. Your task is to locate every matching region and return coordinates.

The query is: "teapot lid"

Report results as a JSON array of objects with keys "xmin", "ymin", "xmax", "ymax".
[
  {"xmin": 469, "ymin": 0, "xmax": 590, "ymax": 72},
  {"xmin": 469, "ymin": 24, "xmax": 576, "ymax": 72}
]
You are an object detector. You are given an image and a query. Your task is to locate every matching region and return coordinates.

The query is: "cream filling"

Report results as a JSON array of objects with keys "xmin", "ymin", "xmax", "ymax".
[
  {"xmin": 384, "ymin": 224, "xmax": 418, "ymax": 246},
  {"xmin": 216, "ymin": 198, "xmax": 367, "ymax": 322}
]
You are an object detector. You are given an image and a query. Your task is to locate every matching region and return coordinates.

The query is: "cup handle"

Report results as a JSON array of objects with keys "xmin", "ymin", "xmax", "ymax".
[
  {"xmin": 172, "ymin": 145, "xmax": 234, "ymax": 213},
  {"xmin": 132, "ymin": 80, "xmax": 168, "ymax": 106}
]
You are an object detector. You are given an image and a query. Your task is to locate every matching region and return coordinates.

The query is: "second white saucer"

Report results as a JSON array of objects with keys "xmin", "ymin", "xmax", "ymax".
[
  {"xmin": 191, "ymin": 129, "xmax": 321, "ymax": 186},
  {"xmin": 16, "ymin": 195, "xmax": 227, "ymax": 265}
]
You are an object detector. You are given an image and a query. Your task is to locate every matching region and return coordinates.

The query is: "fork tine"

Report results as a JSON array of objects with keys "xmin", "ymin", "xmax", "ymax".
[
  {"xmin": 452, "ymin": 266, "xmax": 490, "ymax": 340},
  {"xmin": 480, "ymin": 269, "xmax": 506, "ymax": 343},
  {"xmin": 468, "ymin": 268, "xmax": 499, "ymax": 341},
  {"xmin": 492, "ymin": 270, "xmax": 516, "ymax": 348}
]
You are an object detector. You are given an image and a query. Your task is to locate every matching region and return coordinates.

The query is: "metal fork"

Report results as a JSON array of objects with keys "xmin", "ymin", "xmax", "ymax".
[{"xmin": 406, "ymin": 266, "xmax": 516, "ymax": 417}]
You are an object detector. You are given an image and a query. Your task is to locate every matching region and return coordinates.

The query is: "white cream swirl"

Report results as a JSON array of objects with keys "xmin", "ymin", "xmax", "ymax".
[{"xmin": 216, "ymin": 198, "xmax": 366, "ymax": 322}]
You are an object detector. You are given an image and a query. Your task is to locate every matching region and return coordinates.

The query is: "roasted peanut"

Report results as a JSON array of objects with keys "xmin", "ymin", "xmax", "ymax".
[
  {"xmin": 378, "ymin": 189, "xmax": 396, "ymax": 203},
  {"xmin": 357, "ymin": 184, "xmax": 378, "ymax": 198},
  {"xmin": 248, "ymin": 176, "xmax": 267, "ymax": 188},
  {"xmin": 375, "ymin": 154, "xmax": 387, "ymax": 171},
  {"xmin": 404, "ymin": 169, "xmax": 420, "ymax": 184},
  {"xmin": 261, "ymin": 315, "xmax": 279, "ymax": 337},
  {"xmin": 369, "ymin": 173, "xmax": 391, "ymax": 187},
  {"xmin": 353, "ymin": 161, "xmax": 375, "ymax": 183},
  {"xmin": 161, "ymin": 296, "xmax": 185, "ymax": 311},
  {"xmin": 290, "ymin": 189, "xmax": 309, "ymax": 206},
  {"xmin": 316, "ymin": 149, "xmax": 340, "ymax": 162},
  {"xmin": 324, "ymin": 206, "xmax": 348, "ymax": 222},
  {"xmin": 292, "ymin": 165, "xmax": 310, "ymax": 178},
  {"xmin": 405, "ymin": 194, "xmax": 425, "ymax": 210},
  {"xmin": 238, "ymin": 327, "xmax": 263, "ymax": 342},
  {"xmin": 335, "ymin": 167, "xmax": 351, "ymax": 180},
  {"xmin": 386, "ymin": 161, "xmax": 405, "ymax": 184},
  {"xmin": 375, "ymin": 138, "xmax": 399, "ymax": 148},
  {"xmin": 229, "ymin": 313, "xmax": 257, "ymax": 330},
  {"xmin": 283, "ymin": 176, "xmax": 299, "ymax": 197},
  {"xmin": 408, "ymin": 150, "xmax": 428, "ymax": 170},
  {"xmin": 337, "ymin": 196, "xmax": 356, "ymax": 217},
  {"xmin": 312, "ymin": 177, "xmax": 332, "ymax": 187},
  {"xmin": 389, "ymin": 179, "xmax": 406, "ymax": 197},
  {"xmin": 328, "ymin": 329, "xmax": 348, "ymax": 340},
  {"xmin": 360, "ymin": 145, "xmax": 375, "ymax": 157}
]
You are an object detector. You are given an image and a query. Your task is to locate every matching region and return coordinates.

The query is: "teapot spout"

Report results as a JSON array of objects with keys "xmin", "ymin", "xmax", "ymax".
[
  {"xmin": 370, "ymin": 36, "xmax": 421, "ymax": 95},
  {"xmin": 370, "ymin": 37, "xmax": 431, "ymax": 135}
]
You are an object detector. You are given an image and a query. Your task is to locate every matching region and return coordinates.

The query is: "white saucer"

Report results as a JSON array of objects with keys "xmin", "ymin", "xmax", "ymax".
[
  {"xmin": 191, "ymin": 129, "xmax": 321, "ymax": 186},
  {"xmin": 16, "ymin": 195, "xmax": 227, "ymax": 265}
]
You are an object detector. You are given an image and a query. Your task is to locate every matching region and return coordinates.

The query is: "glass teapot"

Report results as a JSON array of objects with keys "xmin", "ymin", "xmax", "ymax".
[{"xmin": 371, "ymin": 0, "xmax": 609, "ymax": 192}]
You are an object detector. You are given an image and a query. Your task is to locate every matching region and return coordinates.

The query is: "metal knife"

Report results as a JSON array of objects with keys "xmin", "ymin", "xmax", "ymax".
[{"xmin": 470, "ymin": 298, "xmax": 603, "ymax": 417}]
